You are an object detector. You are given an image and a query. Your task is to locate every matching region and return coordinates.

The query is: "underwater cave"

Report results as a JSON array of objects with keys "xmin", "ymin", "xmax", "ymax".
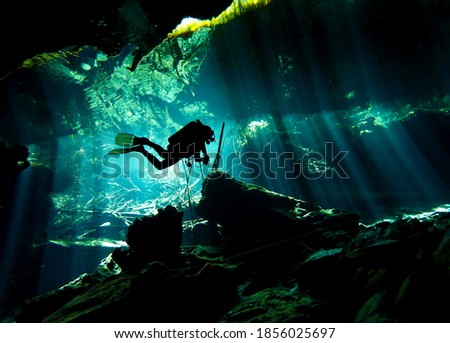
[{"xmin": 1, "ymin": 0, "xmax": 450, "ymax": 323}]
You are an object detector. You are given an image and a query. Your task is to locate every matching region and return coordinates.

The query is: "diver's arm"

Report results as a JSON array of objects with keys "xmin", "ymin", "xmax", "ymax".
[
  {"xmin": 194, "ymin": 141, "xmax": 209, "ymax": 165},
  {"xmin": 200, "ymin": 142, "xmax": 210, "ymax": 165}
]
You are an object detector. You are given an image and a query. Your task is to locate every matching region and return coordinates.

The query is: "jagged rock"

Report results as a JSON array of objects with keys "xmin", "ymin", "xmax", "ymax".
[
  {"xmin": 384, "ymin": 217, "xmax": 431, "ymax": 240},
  {"xmin": 291, "ymin": 248, "xmax": 348, "ymax": 301},
  {"xmin": 221, "ymin": 287, "xmax": 326, "ymax": 323},
  {"xmin": 196, "ymin": 171, "xmax": 358, "ymax": 256},
  {"xmin": 319, "ymin": 230, "xmax": 353, "ymax": 249},
  {"xmin": 12, "ymin": 179, "xmax": 450, "ymax": 323},
  {"xmin": 394, "ymin": 266, "xmax": 450, "ymax": 322},
  {"xmin": 354, "ymin": 291, "xmax": 393, "ymax": 323},
  {"xmin": 125, "ymin": 205, "xmax": 183, "ymax": 262},
  {"xmin": 182, "ymin": 220, "xmax": 222, "ymax": 247},
  {"xmin": 1, "ymin": 0, "xmax": 232, "ymax": 77},
  {"xmin": 196, "ymin": 170, "xmax": 316, "ymax": 226},
  {"xmin": 17, "ymin": 256, "xmax": 240, "ymax": 323},
  {"xmin": 111, "ymin": 205, "xmax": 184, "ymax": 271},
  {"xmin": 190, "ymin": 245, "xmax": 224, "ymax": 258},
  {"xmin": 432, "ymin": 222, "xmax": 450, "ymax": 272},
  {"xmin": 15, "ymin": 254, "xmax": 121, "ymax": 323}
]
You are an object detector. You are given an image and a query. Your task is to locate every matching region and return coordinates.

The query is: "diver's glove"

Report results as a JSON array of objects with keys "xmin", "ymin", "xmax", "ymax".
[
  {"xmin": 189, "ymin": 154, "xmax": 209, "ymax": 166},
  {"xmin": 202, "ymin": 154, "xmax": 210, "ymax": 166}
]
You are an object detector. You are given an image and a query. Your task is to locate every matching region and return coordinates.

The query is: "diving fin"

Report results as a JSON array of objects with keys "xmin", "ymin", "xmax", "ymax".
[
  {"xmin": 108, "ymin": 146, "xmax": 138, "ymax": 155},
  {"xmin": 115, "ymin": 133, "xmax": 136, "ymax": 146},
  {"xmin": 108, "ymin": 148, "xmax": 127, "ymax": 155}
]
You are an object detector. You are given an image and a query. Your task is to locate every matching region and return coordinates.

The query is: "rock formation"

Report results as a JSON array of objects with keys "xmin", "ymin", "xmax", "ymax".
[{"xmin": 15, "ymin": 172, "xmax": 450, "ymax": 322}]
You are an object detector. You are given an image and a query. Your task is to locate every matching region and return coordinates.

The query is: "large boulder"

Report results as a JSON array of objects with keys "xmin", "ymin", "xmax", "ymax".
[
  {"xmin": 121, "ymin": 205, "xmax": 183, "ymax": 266},
  {"xmin": 196, "ymin": 171, "xmax": 359, "ymax": 256}
]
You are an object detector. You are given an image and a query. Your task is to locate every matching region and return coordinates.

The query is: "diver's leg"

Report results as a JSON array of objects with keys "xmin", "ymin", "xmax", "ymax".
[
  {"xmin": 159, "ymin": 156, "xmax": 181, "ymax": 169},
  {"xmin": 134, "ymin": 146, "xmax": 180, "ymax": 170},
  {"xmin": 144, "ymin": 153, "xmax": 181, "ymax": 170},
  {"xmin": 133, "ymin": 137, "xmax": 167, "ymax": 157},
  {"xmin": 131, "ymin": 145, "xmax": 163, "ymax": 170},
  {"xmin": 141, "ymin": 151, "xmax": 164, "ymax": 170}
]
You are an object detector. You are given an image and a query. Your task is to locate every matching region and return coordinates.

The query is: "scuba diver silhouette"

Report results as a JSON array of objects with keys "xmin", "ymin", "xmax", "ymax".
[{"xmin": 109, "ymin": 119, "xmax": 215, "ymax": 170}]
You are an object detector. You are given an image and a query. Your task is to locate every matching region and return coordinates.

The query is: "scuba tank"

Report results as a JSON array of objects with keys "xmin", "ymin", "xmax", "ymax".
[{"xmin": 168, "ymin": 120, "xmax": 214, "ymax": 148}]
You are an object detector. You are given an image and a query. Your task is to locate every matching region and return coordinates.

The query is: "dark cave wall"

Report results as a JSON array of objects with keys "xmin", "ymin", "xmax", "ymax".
[
  {"xmin": 2, "ymin": 0, "xmax": 449, "ymax": 131},
  {"xmin": 0, "ymin": 0, "xmax": 232, "ymax": 78}
]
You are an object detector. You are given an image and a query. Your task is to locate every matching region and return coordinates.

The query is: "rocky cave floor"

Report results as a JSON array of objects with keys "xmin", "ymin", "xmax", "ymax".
[{"xmin": 11, "ymin": 171, "xmax": 450, "ymax": 323}]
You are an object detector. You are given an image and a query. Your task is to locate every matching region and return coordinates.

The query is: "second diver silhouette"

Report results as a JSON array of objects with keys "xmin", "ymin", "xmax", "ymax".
[{"xmin": 109, "ymin": 119, "xmax": 215, "ymax": 170}]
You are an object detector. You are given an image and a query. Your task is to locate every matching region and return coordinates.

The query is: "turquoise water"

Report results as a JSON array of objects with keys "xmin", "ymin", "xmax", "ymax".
[{"xmin": 1, "ymin": 0, "xmax": 449, "ymax": 321}]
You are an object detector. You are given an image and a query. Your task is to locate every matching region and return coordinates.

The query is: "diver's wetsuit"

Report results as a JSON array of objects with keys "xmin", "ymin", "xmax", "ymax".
[{"xmin": 131, "ymin": 137, "xmax": 207, "ymax": 170}]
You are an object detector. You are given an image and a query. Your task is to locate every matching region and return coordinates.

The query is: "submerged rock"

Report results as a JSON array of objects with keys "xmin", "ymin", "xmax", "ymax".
[
  {"xmin": 18, "ymin": 256, "xmax": 241, "ymax": 323},
  {"xmin": 113, "ymin": 205, "xmax": 183, "ymax": 270},
  {"xmin": 196, "ymin": 170, "xmax": 315, "ymax": 227},
  {"xmin": 196, "ymin": 171, "xmax": 358, "ymax": 256},
  {"xmin": 14, "ymin": 173, "xmax": 450, "ymax": 323},
  {"xmin": 221, "ymin": 287, "xmax": 326, "ymax": 323},
  {"xmin": 127, "ymin": 205, "xmax": 183, "ymax": 259},
  {"xmin": 15, "ymin": 254, "xmax": 121, "ymax": 323}
]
